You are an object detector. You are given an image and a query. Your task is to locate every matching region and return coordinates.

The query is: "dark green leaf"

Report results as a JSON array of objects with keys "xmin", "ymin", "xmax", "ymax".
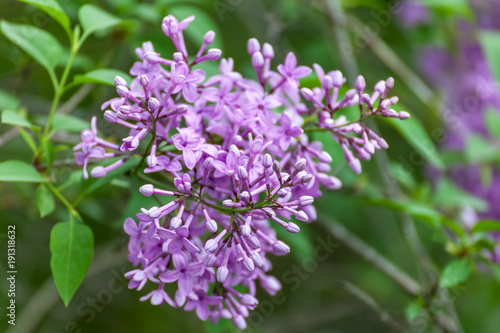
[
  {"xmin": 384, "ymin": 113, "xmax": 445, "ymax": 170},
  {"xmin": 73, "ymin": 68, "xmax": 132, "ymax": 86},
  {"xmin": 0, "ymin": 21, "xmax": 63, "ymax": 76},
  {"xmin": 36, "ymin": 183, "xmax": 55, "ymax": 217},
  {"xmin": 18, "ymin": 0, "xmax": 71, "ymax": 36},
  {"xmin": 0, "ymin": 160, "xmax": 46, "ymax": 182},
  {"xmin": 50, "ymin": 221, "xmax": 94, "ymax": 306},
  {"xmin": 78, "ymin": 5, "xmax": 123, "ymax": 38},
  {"xmin": 440, "ymin": 258, "xmax": 471, "ymax": 288},
  {"xmin": 470, "ymin": 220, "xmax": 500, "ymax": 234},
  {"xmin": 1, "ymin": 109, "xmax": 39, "ymax": 129}
]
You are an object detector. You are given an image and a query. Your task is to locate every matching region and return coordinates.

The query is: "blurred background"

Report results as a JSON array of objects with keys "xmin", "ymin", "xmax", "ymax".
[{"xmin": 1, "ymin": 0, "xmax": 500, "ymax": 332}]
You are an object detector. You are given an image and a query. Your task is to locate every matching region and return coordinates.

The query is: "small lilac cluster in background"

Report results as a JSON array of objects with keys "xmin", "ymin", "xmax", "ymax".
[
  {"xmin": 400, "ymin": 1, "xmax": 500, "ymax": 262},
  {"xmin": 74, "ymin": 14, "xmax": 407, "ymax": 328}
]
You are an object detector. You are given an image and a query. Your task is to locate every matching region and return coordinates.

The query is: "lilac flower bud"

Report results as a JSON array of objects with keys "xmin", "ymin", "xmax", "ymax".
[
  {"xmin": 362, "ymin": 93, "xmax": 372, "ymax": 105},
  {"xmin": 398, "ymin": 111, "xmax": 411, "ymax": 119},
  {"xmin": 139, "ymin": 75, "xmax": 149, "ymax": 87},
  {"xmin": 331, "ymin": 71, "xmax": 344, "ymax": 87},
  {"xmin": 262, "ymin": 154, "xmax": 273, "ymax": 168},
  {"xmin": 294, "ymin": 158, "xmax": 306, "ymax": 171},
  {"xmin": 203, "ymin": 157, "xmax": 214, "ymax": 170},
  {"xmin": 205, "ymin": 239, "xmax": 218, "ymax": 252},
  {"xmin": 206, "ymin": 48, "xmax": 222, "ymax": 61},
  {"xmin": 241, "ymin": 294, "xmax": 258, "ymax": 307},
  {"xmin": 203, "ymin": 30, "xmax": 215, "ymax": 44},
  {"xmin": 349, "ymin": 158, "xmax": 362, "ymax": 174},
  {"xmin": 295, "ymin": 211, "xmax": 309, "ymax": 222},
  {"xmin": 353, "ymin": 123, "xmax": 363, "ymax": 134},
  {"xmin": 170, "ymin": 216, "xmax": 182, "ymax": 229},
  {"xmin": 251, "ymin": 252, "xmax": 263, "ymax": 267},
  {"xmin": 355, "ymin": 75, "xmax": 366, "ymax": 91},
  {"xmin": 374, "ymin": 80, "xmax": 386, "ymax": 94},
  {"xmin": 247, "ymin": 38, "xmax": 260, "ymax": 54},
  {"xmin": 379, "ymin": 99, "xmax": 392, "ymax": 110},
  {"xmin": 252, "ymin": 52, "xmax": 264, "ymax": 68},
  {"xmin": 250, "ymin": 138, "xmax": 263, "ymax": 154},
  {"xmin": 232, "ymin": 315, "xmax": 247, "ymax": 330},
  {"xmin": 114, "ymin": 76, "xmax": 127, "ymax": 87},
  {"xmin": 147, "ymin": 206, "xmax": 161, "ymax": 219},
  {"xmin": 299, "ymin": 196, "xmax": 314, "ymax": 206},
  {"xmin": 385, "ymin": 77, "xmax": 394, "ymax": 90},
  {"xmin": 90, "ymin": 166, "xmax": 106, "ymax": 178},
  {"xmin": 175, "ymin": 104, "xmax": 188, "ymax": 114},
  {"xmin": 242, "ymin": 257, "xmax": 255, "ymax": 271},
  {"xmin": 286, "ymin": 223, "xmax": 300, "ymax": 233},
  {"xmin": 262, "ymin": 43, "xmax": 274, "ymax": 59},
  {"xmin": 144, "ymin": 52, "xmax": 161, "ymax": 64},
  {"xmin": 205, "ymin": 254, "xmax": 217, "ymax": 267},
  {"xmin": 216, "ymin": 266, "xmax": 228, "ymax": 283},
  {"xmin": 206, "ymin": 219, "xmax": 217, "ymax": 233},
  {"xmin": 301, "ymin": 174, "xmax": 313, "ymax": 184},
  {"xmin": 318, "ymin": 151, "xmax": 332, "ymax": 164},
  {"xmin": 237, "ymin": 166, "xmax": 248, "ymax": 180},
  {"xmin": 119, "ymin": 105, "xmax": 132, "ymax": 114},
  {"xmin": 240, "ymin": 225, "xmax": 251, "ymax": 237},
  {"xmin": 239, "ymin": 191, "xmax": 250, "ymax": 203},
  {"xmin": 140, "ymin": 184, "xmax": 154, "ymax": 196},
  {"xmin": 173, "ymin": 52, "xmax": 183, "ymax": 62},
  {"xmin": 103, "ymin": 110, "xmax": 117, "ymax": 123},
  {"xmin": 322, "ymin": 76, "xmax": 333, "ymax": 90},
  {"xmin": 148, "ymin": 98, "xmax": 160, "ymax": 112},
  {"xmin": 116, "ymin": 85, "xmax": 130, "ymax": 98},
  {"xmin": 247, "ymin": 235, "xmax": 260, "ymax": 248},
  {"xmin": 390, "ymin": 96, "xmax": 399, "ymax": 104},
  {"xmin": 323, "ymin": 118, "xmax": 334, "ymax": 129},
  {"xmin": 147, "ymin": 155, "xmax": 157, "ymax": 167},
  {"xmin": 273, "ymin": 241, "xmax": 290, "ymax": 255},
  {"xmin": 301, "ymin": 88, "xmax": 314, "ymax": 100},
  {"xmin": 345, "ymin": 89, "xmax": 357, "ymax": 99}
]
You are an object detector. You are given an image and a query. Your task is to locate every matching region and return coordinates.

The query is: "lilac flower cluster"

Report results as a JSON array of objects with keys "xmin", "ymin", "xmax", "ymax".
[{"xmin": 74, "ymin": 15, "xmax": 407, "ymax": 328}]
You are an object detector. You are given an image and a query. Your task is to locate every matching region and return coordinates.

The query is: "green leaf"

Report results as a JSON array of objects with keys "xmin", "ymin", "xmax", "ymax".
[
  {"xmin": 0, "ymin": 160, "xmax": 46, "ymax": 182},
  {"xmin": 440, "ymin": 258, "xmax": 471, "ymax": 288},
  {"xmin": 406, "ymin": 300, "xmax": 423, "ymax": 322},
  {"xmin": 0, "ymin": 21, "xmax": 63, "ymax": 77},
  {"xmin": 43, "ymin": 140, "xmax": 55, "ymax": 167},
  {"xmin": 1, "ymin": 109, "xmax": 39, "ymax": 129},
  {"xmin": 465, "ymin": 134, "xmax": 499, "ymax": 163},
  {"xmin": 433, "ymin": 178, "xmax": 488, "ymax": 212},
  {"xmin": 384, "ymin": 114, "xmax": 445, "ymax": 170},
  {"xmin": 0, "ymin": 89, "xmax": 20, "ymax": 111},
  {"xmin": 18, "ymin": 0, "xmax": 71, "ymax": 36},
  {"xmin": 18, "ymin": 128, "xmax": 37, "ymax": 154},
  {"xmin": 36, "ymin": 183, "xmax": 55, "ymax": 217},
  {"xmin": 479, "ymin": 32, "xmax": 500, "ymax": 84},
  {"xmin": 51, "ymin": 114, "xmax": 90, "ymax": 133},
  {"xmin": 484, "ymin": 108, "xmax": 500, "ymax": 139},
  {"xmin": 419, "ymin": 0, "xmax": 473, "ymax": 17},
  {"xmin": 72, "ymin": 68, "xmax": 132, "ymax": 86},
  {"xmin": 50, "ymin": 221, "xmax": 94, "ymax": 307},
  {"xmin": 470, "ymin": 220, "xmax": 500, "ymax": 234},
  {"xmin": 78, "ymin": 4, "xmax": 123, "ymax": 38},
  {"xmin": 203, "ymin": 319, "xmax": 235, "ymax": 333}
]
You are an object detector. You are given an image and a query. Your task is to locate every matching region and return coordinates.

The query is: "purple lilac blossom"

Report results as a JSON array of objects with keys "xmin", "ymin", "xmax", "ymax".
[{"xmin": 74, "ymin": 14, "xmax": 408, "ymax": 328}]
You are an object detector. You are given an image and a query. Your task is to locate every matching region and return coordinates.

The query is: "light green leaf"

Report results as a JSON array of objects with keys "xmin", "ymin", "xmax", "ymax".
[
  {"xmin": 433, "ymin": 178, "xmax": 488, "ymax": 212},
  {"xmin": 73, "ymin": 68, "xmax": 132, "ymax": 86},
  {"xmin": 1, "ymin": 109, "xmax": 39, "ymax": 129},
  {"xmin": 51, "ymin": 114, "xmax": 91, "ymax": 133},
  {"xmin": 440, "ymin": 258, "xmax": 471, "ymax": 288},
  {"xmin": 18, "ymin": 0, "xmax": 71, "ymax": 36},
  {"xmin": 0, "ymin": 160, "xmax": 46, "ymax": 182},
  {"xmin": 0, "ymin": 89, "xmax": 20, "ymax": 111},
  {"xmin": 405, "ymin": 300, "xmax": 423, "ymax": 322},
  {"xmin": 36, "ymin": 183, "xmax": 55, "ymax": 217},
  {"xmin": 470, "ymin": 220, "xmax": 500, "ymax": 234},
  {"xmin": 0, "ymin": 21, "xmax": 63, "ymax": 76},
  {"xmin": 78, "ymin": 4, "xmax": 123, "ymax": 38},
  {"xmin": 479, "ymin": 32, "xmax": 500, "ymax": 84},
  {"xmin": 50, "ymin": 221, "xmax": 93, "ymax": 307},
  {"xmin": 19, "ymin": 128, "xmax": 37, "ymax": 154},
  {"xmin": 419, "ymin": 0, "xmax": 473, "ymax": 17},
  {"xmin": 484, "ymin": 108, "xmax": 500, "ymax": 139},
  {"xmin": 465, "ymin": 134, "xmax": 499, "ymax": 163},
  {"xmin": 384, "ymin": 113, "xmax": 445, "ymax": 170}
]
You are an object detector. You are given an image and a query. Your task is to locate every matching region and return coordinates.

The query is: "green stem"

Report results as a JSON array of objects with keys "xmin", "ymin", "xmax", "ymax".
[{"xmin": 45, "ymin": 181, "xmax": 81, "ymax": 221}]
